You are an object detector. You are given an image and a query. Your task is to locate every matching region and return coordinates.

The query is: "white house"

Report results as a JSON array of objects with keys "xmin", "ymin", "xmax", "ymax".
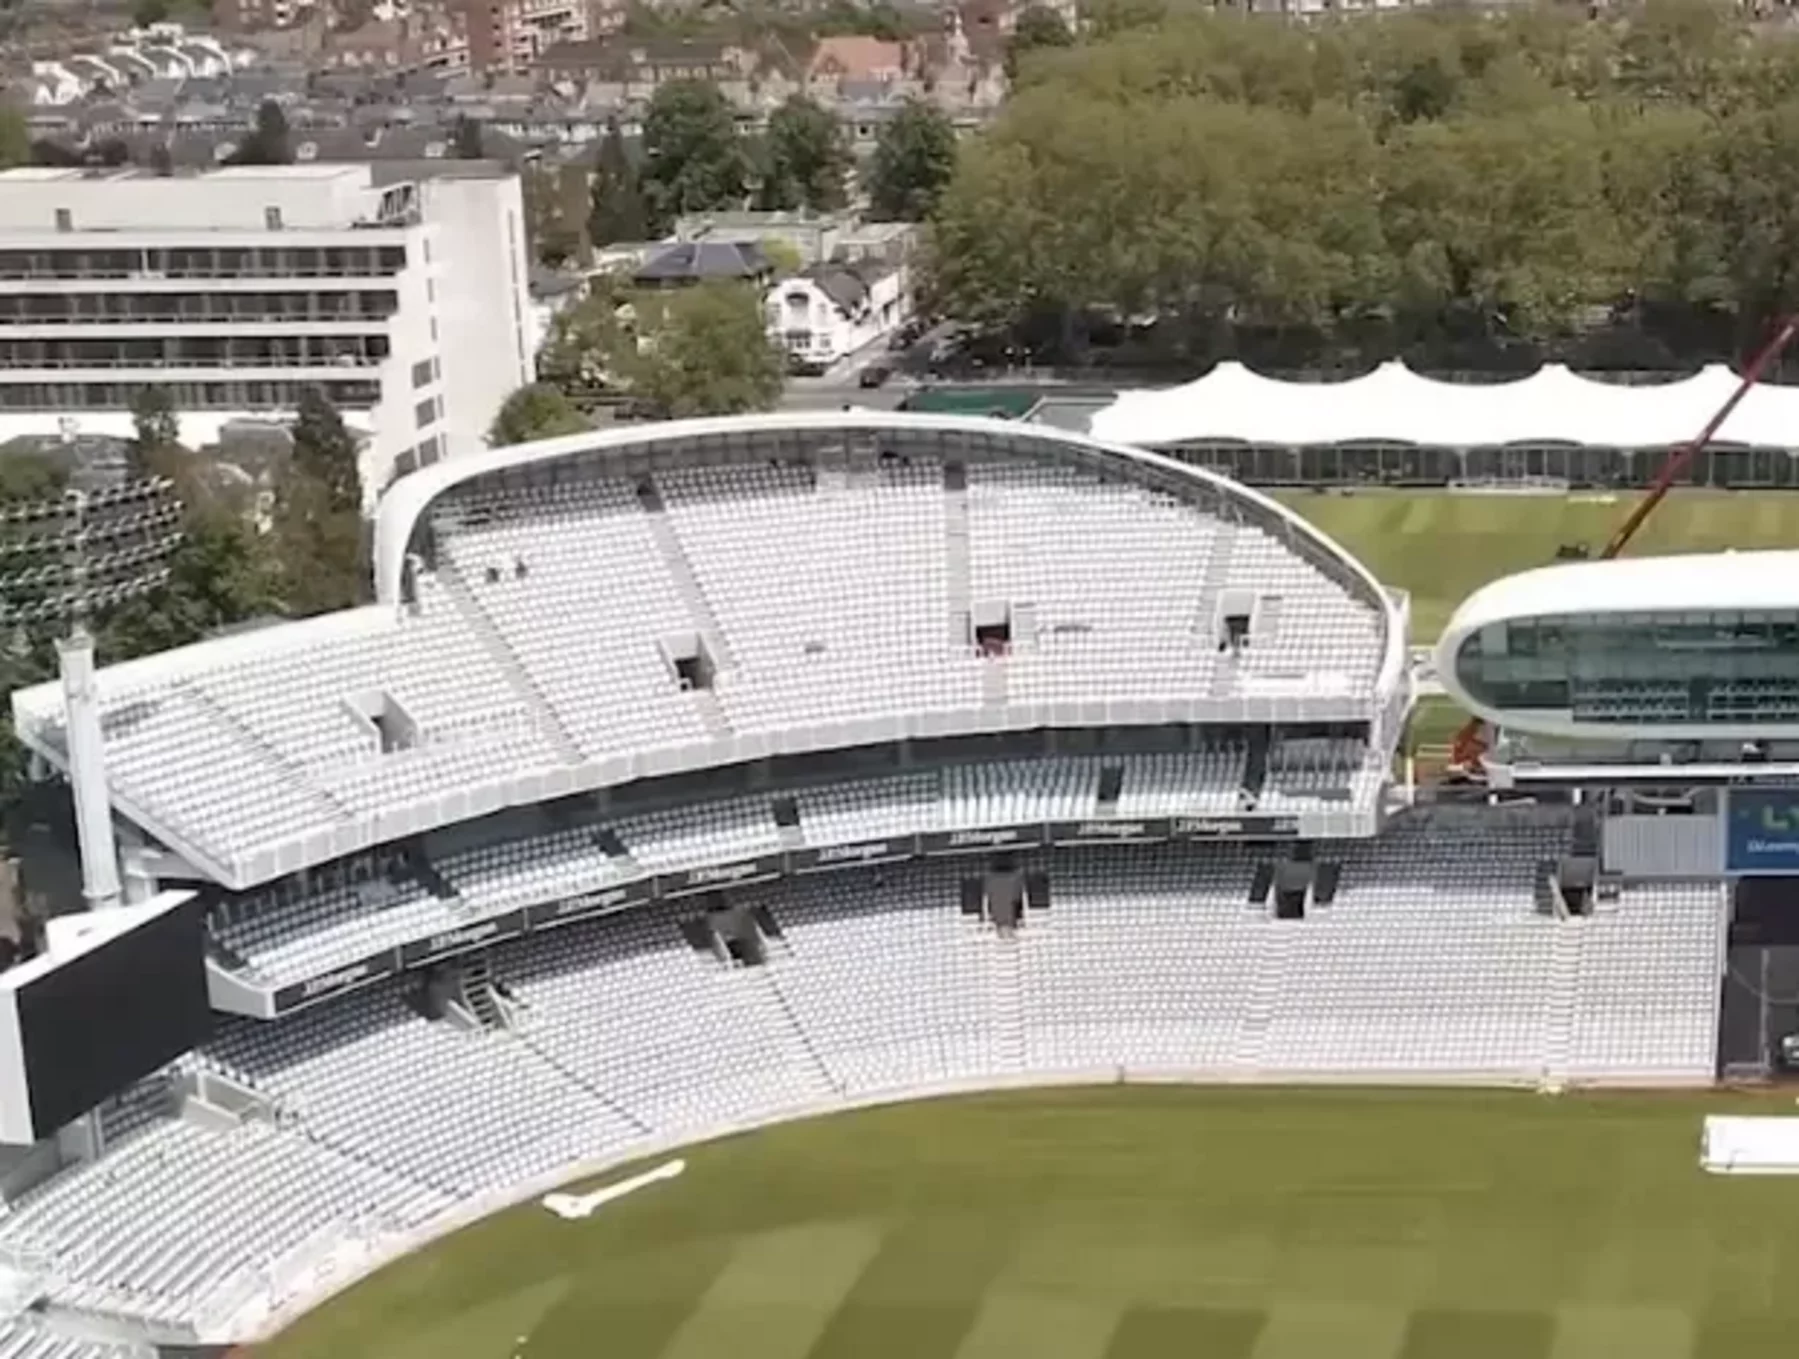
[{"xmin": 765, "ymin": 261, "xmax": 905, "ymax": 371}]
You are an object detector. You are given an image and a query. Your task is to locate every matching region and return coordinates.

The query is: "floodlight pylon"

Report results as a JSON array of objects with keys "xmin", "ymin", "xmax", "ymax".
[{"xmin": 0, "ymin": 480, "xmax": 183, "ymax": 911}]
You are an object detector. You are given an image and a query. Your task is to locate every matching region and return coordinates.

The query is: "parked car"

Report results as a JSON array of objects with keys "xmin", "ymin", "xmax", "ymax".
[{"xmin": 859, "ymin": 363, "xmax": 894, "ymax": 389}]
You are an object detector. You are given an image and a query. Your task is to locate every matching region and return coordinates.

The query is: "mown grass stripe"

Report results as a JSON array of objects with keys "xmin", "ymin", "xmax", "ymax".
[
  {"xmin": 1106, "ymin": 1305, "xmax": 1267, "ymax": 1359},
  {"xmin": 1399, "ymin": 1308, "xmax": 1554, "ymax": 1359},
  {"xmin": 658, "ymin": 1223, "xmax": 881, "ymax": 1359},
  {"xmin": 805, "ymin": 1214, "xmax": 1011, "ymax": 1359}
]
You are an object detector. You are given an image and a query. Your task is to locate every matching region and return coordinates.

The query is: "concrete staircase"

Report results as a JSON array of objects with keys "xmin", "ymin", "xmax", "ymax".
[
  {"xmin": 434, "ymin": 563, "xmax": 584, "ymax": 764},
  {"xmin": 636, "ymin": 482, "xmax": 735, "ymax": 740},
  {"xmin": 1539, "ymin": 918, "xmax": 1586, "ymax": 1090},
  {"xmin": 756, "ymin": 968, "xmax": 841, "ymax": 1097},
  {"xmin": 1230, "ymin": 926, "xmax": 1292, "ymax": 1075},
  {"xmin": 989, "ymin": 933, "xmax": 1026, "ymax": 1074}
]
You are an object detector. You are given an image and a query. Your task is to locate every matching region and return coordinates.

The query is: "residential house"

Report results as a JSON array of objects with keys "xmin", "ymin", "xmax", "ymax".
[
  {"xmin": 634, "ymin": 240, "xmax": 773, "ymax": 289},
  {"xmin": 766, "ymin": 260, "xmax": 906, "ymax": 371}
]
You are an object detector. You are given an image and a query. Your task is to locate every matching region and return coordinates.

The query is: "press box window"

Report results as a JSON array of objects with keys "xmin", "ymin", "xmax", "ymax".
[{"xmin": 411, "ymin": 357, "xmax": 435, "ymax": 389}]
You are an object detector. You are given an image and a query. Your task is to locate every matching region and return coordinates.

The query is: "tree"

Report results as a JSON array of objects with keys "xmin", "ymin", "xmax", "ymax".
[
  {"xmin": 640, "ymin": 80, "xmax": 749, "ymax": 234},
  {"xmin": 488, "ymin": 383, "xmax": 592, "ymax": 446},
  {"xmin": 271, "ymin": 388, "xmax": 365, "ymax": 615},
  {"xmin": 228, "ymin": 100, "xmax": 292, "ymax": 167},
  {"xmin": 589, "ymin": 120, "xmax": 649, "ymax": 247},
  {"xmin": 1380, "ymin": 101, "xmax": 1624, "ymax": 342},
  {"xmin": 129, "ymin": 386, "xmax": 180, "ymax": 481},
  {"xmin": 1005, "ymin": 5, "xmax": 1074, "ymax": 83},
  {"xmin": 290, "ymin": 387, "xmax": 361, "ymax": 515},
  {"xmin": 0, "ymin": 106, "xmax": 27, "ymax": 171},
  {"xmin": 102, "ymin": 495, "xmax": 283, "ymax": 660},
  {"xmin": 269, "ymin": 469, "xmax": 365, "ymax": 617},
  {"xmin": 628, "ymin": 284, "xmax": 783, "ymax": 418},
  {"xmin": 537, "ymin": 286, "xmax": 634, "ymax": 400},
  {"xmin": 452, "ymin": 115, "xmax": 485, "ymax": 160},
  {"xmin": 522, "ymin": 164, "xmax": 588, "ymax": 267},
  {"xmin": 0, "ymin": 451, "xmax": 66, "ymax": 505},
  {"xmin": 757, "ymin": 95, "xmax": 852, "ymax": 213},
  {"xmin": 866, "ymin": 100, "xmax": 958, "ymax": 222}
]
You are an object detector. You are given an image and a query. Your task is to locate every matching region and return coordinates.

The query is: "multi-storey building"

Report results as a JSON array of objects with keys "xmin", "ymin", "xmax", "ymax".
[
  {"xmin": 0, "ymin": 162, "xmax": 534, "ymax": 496},
  {"xmin": 463, "ymin": 0, "xmax": 602, "ymax": 74}
]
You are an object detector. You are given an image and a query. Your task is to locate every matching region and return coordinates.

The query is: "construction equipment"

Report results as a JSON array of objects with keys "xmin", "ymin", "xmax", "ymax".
[{"xmin": 1447, "ymin": 315, "xmax": 1799, "ymax": 774}]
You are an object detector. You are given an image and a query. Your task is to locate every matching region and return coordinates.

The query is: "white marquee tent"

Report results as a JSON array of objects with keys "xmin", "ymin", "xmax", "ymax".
[{"xmin": 1087, "ymin": 361, "xmax": 1799, "ymax": 448}]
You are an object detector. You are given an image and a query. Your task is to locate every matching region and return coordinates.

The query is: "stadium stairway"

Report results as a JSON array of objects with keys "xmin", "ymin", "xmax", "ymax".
[
  {"xmin": 942, "ymin": 461, "xmax": 972, "ymax": 650},
  {"xmin": 457, "ymin": 954, "xmax": 509, "ymax": 1031},
  {"xmin": 1199, "ymin": 523, "xmax": 1240, "ymax": 696},
  {"xmin": 510, "ymin": 1033, "xmax": 654, "ymax": 1138},
  {"xmin": 634, "ymin": 480, "xmax": 738, "ymax": 742},
  {"xmin": 1229, "ymin": 923, "xmax": 1294, "ymax": 1076},
  {"xmin": 988, "ymin": 932, "xmax": 1026, "ymax": 1074},
  {"xmin": 185, "ymin": 683, "xmax": 349, "ymax": 824},
  {"xmin": 754, "ymin": 967, "xmax": 843, "ymax": 1098},
  {"xmin": 431, "ymin": 561, "xmax": 585, "ymax": 765},
  {"xmin": 1539, "ymin": 918, "xmax": 1587, "ymax": 1089}
]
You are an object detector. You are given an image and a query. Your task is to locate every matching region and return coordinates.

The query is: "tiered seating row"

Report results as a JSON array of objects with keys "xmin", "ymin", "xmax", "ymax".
[{"xmin": 3, "ymin": 831, "xmax": 1726, "ymax": 1338}]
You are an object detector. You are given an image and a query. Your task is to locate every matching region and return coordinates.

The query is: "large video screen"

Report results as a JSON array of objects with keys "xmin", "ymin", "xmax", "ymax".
[
  {"xmin": 17, "ymin": 896, "xmax": 212, "ymax": 1138},
  {"xmin": 1727, "ymin": 789, "xmax": 1799, "ymax": 876}
]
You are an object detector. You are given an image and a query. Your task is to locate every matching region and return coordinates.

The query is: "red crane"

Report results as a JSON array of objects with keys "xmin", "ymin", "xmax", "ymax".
[{"xmin": 1447, "ymin": 314, "xmax": 1799, "ymax": 774}]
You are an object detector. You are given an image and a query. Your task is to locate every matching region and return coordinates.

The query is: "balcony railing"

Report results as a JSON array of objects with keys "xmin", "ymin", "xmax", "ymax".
[
  {"xmin": 0, "ymin": 354, "xmax": 385, "ymax": 371},
  {"xmin": 0, "ymin": 312, "xmax": 396, "ymax": 327}
]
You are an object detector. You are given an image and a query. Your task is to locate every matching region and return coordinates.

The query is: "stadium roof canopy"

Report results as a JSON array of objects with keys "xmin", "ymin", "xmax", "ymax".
[
  {"xmin": 1436, "ymin": 550, "xmax": 1799, "ymax": 740},
  {"xmin": 1089, "ymin": 361, "xmax": 1799, "ymax": 449},
  {"xmin": 17, "ymin": 411, "xmax": 1405, "ymax": 890}
]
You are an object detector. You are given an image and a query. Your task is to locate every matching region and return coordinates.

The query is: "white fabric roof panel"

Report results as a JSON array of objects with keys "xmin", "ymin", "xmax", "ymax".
[{"xmin": 1088, "ymin": 361, "xmax": 1799, "ymax": 449}]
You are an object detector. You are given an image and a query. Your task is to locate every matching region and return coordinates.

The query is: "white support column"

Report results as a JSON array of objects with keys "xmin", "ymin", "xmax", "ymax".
[{"xmin": 57, "ymin": 626, "xmax": 121, "ymax": 911}]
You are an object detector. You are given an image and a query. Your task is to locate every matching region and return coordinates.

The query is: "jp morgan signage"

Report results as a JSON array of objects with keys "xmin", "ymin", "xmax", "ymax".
[
  {"xmin": 1049, "ymin": 819, "xmax": 1167, "ymax": 846},
  {"xmin": 1168, "ymin": 815, "xmax": 1301, "ymax": 840},
  {"xmin": 660, "ymin": 855, "xmax": 785, "ymax": 896},
  {"xmin": 273, "ymin": 949, "xmax": 399, "ymax": 1013},
  {"xmin": 399, "ymin": 910, "xmax": 527, "ymax": 966},
  {"xmin": 526, "ymin": 881, "xmax": 653, "ymax": 930},
  {"xmin": 791, "ymin": 836, "xmax": 917, "ymax": 872},
  {"xmin": 920, "ymin": 824, "xmax": 1049, "ymax": 856}
]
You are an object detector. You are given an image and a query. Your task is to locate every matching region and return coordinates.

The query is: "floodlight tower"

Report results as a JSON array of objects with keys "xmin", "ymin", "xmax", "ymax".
[{"xmin": 0, "ymin": 480, "xmax": 183, "ymax": 912}]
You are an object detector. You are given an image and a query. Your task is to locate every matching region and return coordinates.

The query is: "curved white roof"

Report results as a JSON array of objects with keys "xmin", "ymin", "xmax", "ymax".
[
  {"xmin": 1441, "ymin": 551, "xmax": 1799, "ymax": 644},
  {"xmin": 15, "ymin": 412, "xmax": 1406, "ymax": 890},
  {"xmin": 1436, "ymin": 550, "xmax": 1799, "ymax": 737},
  {"xmin": 1090, "ymin": 361, "xmax": 1799, "ymax": 449},
  {"xmin": 373, "ymin": 408, "xmax": 1383, "ymax": 605}
]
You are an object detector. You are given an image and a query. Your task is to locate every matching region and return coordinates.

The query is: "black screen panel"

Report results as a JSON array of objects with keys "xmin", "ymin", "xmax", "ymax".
[{"xmin": 18, "ymin": 898, "xmax": 213, "ymax": 1138}]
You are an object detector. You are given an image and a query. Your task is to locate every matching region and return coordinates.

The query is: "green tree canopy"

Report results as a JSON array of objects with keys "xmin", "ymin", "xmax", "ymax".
[
  {"xmin": 452, "ymin": 115, "xmax": 485, "ymax": 160},
  {"xmin": 0, "ymin": 105, "xmax": 27, "ymax": 170},
  {"xmin": 228, "ymin": 100, "xmax": 292, "ymax": 167},
  {"xmin": 866, "ymin": 100, "xmax": 958, "ymax": 223},
  {"xmin": 589, "ymin": 120, "xmax": 650, "ymax": 248},
  {"xmin": 640, "ymin": 80, "xmax": 749, "ymax": 234},
  {"xmin": 0, "ymin": 451, "xmax": 67, "ymax": 505},
  {"xmin": 1005, "ymin": 5, "xmax": 1074, "ymax": 83},
  {"xmin": 628, "ymin": 284, "xmax": 783, "ymax": 418},
  {"xmin": 489, "ymin": 382, "xmax": 593, "ymax": 446},
  {"xmin": 922, "ymin": 2, "xmax": 1799, "ymax": 367},
  {"xmin": 271, "ymin": 388, "xmax": 365, "ymax": 616},
  {"xmin": 757, "ymin": 95, "xmax": 852, "ymax": 213},
  {"xmin": 290, "ymin": 387, "xmax": 361, "ymax": 515},
  {"xmin": 129, "ymin": 386, "xmax": 180, "ymax": 481}
]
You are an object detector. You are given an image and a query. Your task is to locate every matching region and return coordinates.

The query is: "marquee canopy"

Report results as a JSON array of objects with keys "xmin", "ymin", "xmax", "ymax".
[{"xmin": 1087, "ymin": 361, "xmax": 1799, "ymax": 449}]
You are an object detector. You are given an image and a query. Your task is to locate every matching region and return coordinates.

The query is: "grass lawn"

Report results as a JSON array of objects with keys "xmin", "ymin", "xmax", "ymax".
[
  {"xmin": 1272, "ymin": 488, "xmax": 1799, "ymax": 641},
  {"xmin": 256, "ymin": 1086, "xmax": 1799, "ymax": 1359}
]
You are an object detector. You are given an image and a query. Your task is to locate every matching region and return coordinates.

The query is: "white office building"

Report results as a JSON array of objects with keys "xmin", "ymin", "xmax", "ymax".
[{"xmin": 0, "ymin": 162, "xmax": 535, "ymax": 496}]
